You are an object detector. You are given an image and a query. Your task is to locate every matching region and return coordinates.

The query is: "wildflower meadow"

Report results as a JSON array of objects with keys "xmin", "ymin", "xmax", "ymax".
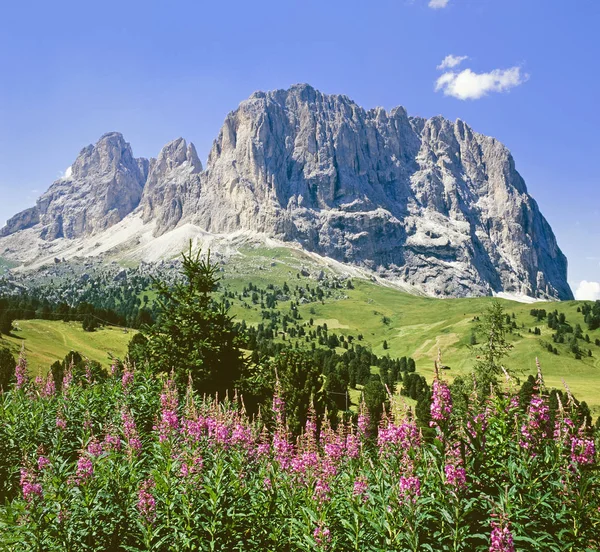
[{"xmin": 0, "ymin": 352, "xmax": 598, "ymax": 551}]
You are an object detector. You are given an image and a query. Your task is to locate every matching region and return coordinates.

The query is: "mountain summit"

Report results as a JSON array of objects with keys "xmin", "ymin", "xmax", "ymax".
[{"xmin": 0, "ymin": 84, "xmax": 572, "ymax": 300}]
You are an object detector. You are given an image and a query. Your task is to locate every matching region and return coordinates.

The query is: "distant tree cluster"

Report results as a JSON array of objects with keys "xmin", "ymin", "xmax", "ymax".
[{"xmin": 0, "ymin": 294, "xmax": 153, "ymax": 335}]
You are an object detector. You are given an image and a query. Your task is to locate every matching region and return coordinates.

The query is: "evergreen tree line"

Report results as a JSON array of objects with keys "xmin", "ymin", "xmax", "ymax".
[{"xmin": 0, "ymin": 293, "xmax": 154, "ymax": 335}]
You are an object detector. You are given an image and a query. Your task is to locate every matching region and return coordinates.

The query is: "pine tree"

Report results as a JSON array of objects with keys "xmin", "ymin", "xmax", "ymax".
[
  {"xmin": 472, "ymin": 301, "xmax": 513, "ymax": 389},
  {"xmin": 143, "ymin": 243, "xmax": 246, "ymax": 396}
]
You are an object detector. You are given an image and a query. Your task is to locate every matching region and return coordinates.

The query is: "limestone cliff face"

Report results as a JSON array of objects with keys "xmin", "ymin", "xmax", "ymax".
[
  {"xmin": 140, "ymin": 138, "xmax": 202, "ymax": 236},
  {"xmin": 2, "ymin": 133, "xmax": 148, "ymax": 240},
  {"xmin": 0, "ymin": 85, "xmax": 572, "ymax": 299},
  {"xmin": 192, "ymin": 84, "xmax": 571, "ymax": 299}
]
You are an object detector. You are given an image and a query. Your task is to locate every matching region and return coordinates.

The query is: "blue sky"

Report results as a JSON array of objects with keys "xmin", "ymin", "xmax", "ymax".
[{"xmin": 0, "ymin": 0, "xmax": 598, "ymax": 297}]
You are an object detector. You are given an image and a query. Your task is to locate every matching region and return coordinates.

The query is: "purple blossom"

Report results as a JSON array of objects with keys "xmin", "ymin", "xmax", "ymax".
[
  {"xmin": 121, "ymin": 407, "xmax": 142, "ymax": 453},
  {"xmin": 357, "ymin": 399, "xmax": 370, "ymax": 439},
  {"xmin": 62, "ymin": 366, "xmax": 73, "ymax": 391},
  {"xmin": 121, "ymin": 364, "xmax": 134, "ymax": 391},
  {"xmin": 37, "ymin": 455, "xmax": 51, "ymax": 471},
  {"xmin": 154, "ymin": 379, "xmax": 179, "ymax": 442},
  {"xmin": 104, "ymin": 433, "xmax": 122, "ymax": 451},
  {"xmin": 489, "ymin": 520, "xmax": 515, "ymax": 552},
  {"xmin": 56, "ymin": 415, "xmax": 67, "ymax": 430},
  {"xmin": 42, "ymin": 375, "xmax": 56, "ymax": 398},
  {"xmin": 15, "ymin": 351, "xmax": 28, "ymax": 390},
  {"xmin": 87, "ymin": 439, "xmax": 104, "ymax": 457},
  {"xmin": 137, "ymin": 479, "xmax": 156, "ymax": 523},
  {"xmin": 570, "ymin": 436, "xmax": 596, "ymax": 466},
  {"xmin": 444, "ymin": 463, "xmax": 466, "ymax": 489},
  {"xmin": 75, "ymin": 454, "xmax": 94, "ymax": 483},
  {"xmin": 378, "ymin": 419, "xmax": 420, "ymax": 456},
  {"xmin": 314, "ymin": 523, "xmax": 331, "ymax": 547},
  {"xmin": 313, "ymin": 478, "xmax": 332, "ymax": 504},
  {"xmin": 430, "ymin": 379, "xmax": 452, "ymax": 426},
  {"xmin": 20, "ymin": 468, "xmax": 42, "ymax": 503},
  {"xmin": 345, "ymin": 432, "xmax": 360, "ymax": 459},
  {"xmin": 520, "ymin": 394, "xmax": 550, "ymax": 451},
  {"xmin": 398, "ymin": 476, "xmax": 421, "ymax": 504},
  {"xmin": 353, "ymin": 476, "xmax": 369, "ymax": 502}
]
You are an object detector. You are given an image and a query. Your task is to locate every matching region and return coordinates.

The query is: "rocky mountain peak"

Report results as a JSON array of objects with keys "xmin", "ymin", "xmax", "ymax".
[
  {"xmin": 0, "ymin": 85, "xmax": 573, "ymax": 300},
  {"xmin": 70, "ymin": 132, "xmax": 137, "ymax": 179},
  {"xmin": 140, "ymin": 138, "xmax": 202, "ymax": 236}
]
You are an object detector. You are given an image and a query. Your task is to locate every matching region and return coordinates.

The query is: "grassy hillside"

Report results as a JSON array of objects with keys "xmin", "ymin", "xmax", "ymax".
[
  {"xmin": 0, "ymin": 320, "xmax": 132, "ymax": 376},
  {"xmin": 2, "ymin": 244, "xmax": 598, "ymax": 415},
  {"xmin": 217, "ymin": 246, "xmax": 600, "ymax": 415}
]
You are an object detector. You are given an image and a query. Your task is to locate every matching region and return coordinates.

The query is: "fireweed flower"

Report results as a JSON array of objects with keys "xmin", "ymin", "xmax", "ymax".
[
  {"xmin": 154, "ymin": 378, "xmax": 179, "ymax": 442},
  {"xmin": 398, "ymin": 476, "xmax": 421, "ymax": 504},
  {"xmin": 42, "ymin": 374, "xmax": 56, "ymax": 398},
  {"xmin": 444, "ymin": 463, "xmax": 467, "ymax": 490},
  {"xmin": 489, "ymin": 519, "xmax": 515, "ymax": 552},
  {"xmin": 76, "ymin": 454, "xmax": 94, "ymax": 483},
  {"xmin": 37, "ymin": 455, "xmax": 51, "ymax": 471},
  {"xmin": 62, "ymin": 365, "xmax": 73, "ymax": 391},
  {"xmin": 15, "ymin": 350, "xmax": 28, "ymax": 390},
  {"xmin": 20, "ymin": 468, "xmax": 42, "ymax": 503},
  {"xmin": 430, "ymin": 378, "xmax": 452, "ymax": 427},
  {"xmin": 121, "ymin": 363, "xmax": 134, "ymax": 391},
  {"xmin": 313, "ymin": 478, "xmax": 332, "ymax": 504},
  {"xmin": 378, "ymin": 418, "xmax": 420, "ymax": 458},
  {"xmin": 137, "ymin": 479, "xmax": 156, "ymax": 523},
  {"xmin": 314, "ymin": 523, "xmax": 331, "ymax": 547},
  {"xmin": 84, "ymin": 362, "xmax": 93, "ymax": 385},
  {"xmin": 104, "ymin": 433, "xmax": 122, "ymax": 452},
  {"xmin": 345, "ymin": 431, "xmax": 360, "ymax": 459},
  {"xmin": 357, "ymin": 399, "xmax": 370, "ymax": 439},
  {"xmin": 520, "ymin": 393, "xmax": 550, "ymax": 451},
  {"xmin": 353, "ymin": 476, "xmax": 369, "ymax": 502},
  {"xmin": 87, "ymin": 438, "xmax": 104, "ymax": 457},
  {"xmin": 570, "ymin": 434, "xmax": 596, "ymax": 466},
  {"xmin": 122, "ymin": 407, "xmax": 142, "ymax": 453}
]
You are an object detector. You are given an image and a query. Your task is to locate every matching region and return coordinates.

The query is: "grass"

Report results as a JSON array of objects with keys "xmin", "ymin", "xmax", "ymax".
[
  {"xmin": 2, "ymin": 243, "xmax": 599, "ymax": 416},
  {"xmin": 217, "ymin": 245, "xmax": 600, "ymax": 416},
  {"xmin": 0, "ymin": 320, "xmax": 133, "ymax": 376}
]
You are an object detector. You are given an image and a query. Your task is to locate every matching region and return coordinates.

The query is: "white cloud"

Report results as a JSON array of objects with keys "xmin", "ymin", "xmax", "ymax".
[
  {"xmin": 435, "ymin": 66, "xmax": 528, "ymax": 100},
  {"xmin": 575, "ymin": 281, "xmax": 600, "ymax": 301},
  {"xmin": 437, "ymin": 55, "xmax": 468, "ymax": 70},
  {"xmin": 58, "ymin": 166, "xmax": 73, "ymax": 180},
  {"xmin": 429, "ymin": 0, "xmax": 449, "ymax": 8}
]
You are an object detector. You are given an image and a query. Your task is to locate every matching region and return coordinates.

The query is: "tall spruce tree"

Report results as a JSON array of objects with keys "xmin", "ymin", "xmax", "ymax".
[
  {"xmin": 143, "ymin": 243, "xmax": 246, "ymax": 396},
  {"xmin": 472, "ymin": 300, "xmax": 513, "ymax": 390}
]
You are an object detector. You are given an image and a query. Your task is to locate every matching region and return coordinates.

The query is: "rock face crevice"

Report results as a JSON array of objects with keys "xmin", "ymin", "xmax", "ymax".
[{"xmin": 0, "ymin": 84, "xmax": 573, "ymax": 300}]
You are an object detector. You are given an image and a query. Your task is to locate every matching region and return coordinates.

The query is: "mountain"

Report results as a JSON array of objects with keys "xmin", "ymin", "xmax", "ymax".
[{"xmin": 0, "ymin": 84, "xmax": 573, "ymax": 300}]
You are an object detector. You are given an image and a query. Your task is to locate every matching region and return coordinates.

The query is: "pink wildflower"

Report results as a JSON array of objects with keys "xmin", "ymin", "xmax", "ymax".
[
  {"xmin": 137, "ymin": 479, "xmax": 156, "ymax": 523},
  {"xmin": 37, "ymin": 455, "xmax": 51, "ymax": 471},
  {"xmin": 42, "ymin": 374, "xmax": 56, "ymax": 398},
  {"xmin": 15, "ymin": 350, "xmax": 28, "ymax": 390},
  {"xmin": 430, "ymin": 378, "xmax": 452, "ymax": 427},
  {"xmin": 76, "ymin": 454, "xmax": 94, "ymax": 482},
  {"xmin": 313, "ymin": 523, "xmax": 331, "ymax": 547},
  {"xmin": 444, "ymin": 463, "xmax": 466, "ymax": 489},
  {"xmin": 20, "ymin": 468, "xmax": 42, "ymax": 503},
  {"xmin": 154, "ymin": 378, "xmax": 179, "ymax": 442},
  {"xmin": 489, "ymin": 520, "xmax": 515, "ymax": 552},
  {"xmin": 570, "ymin": 436, "xmax": 596, "ymax": 466},
  {"xmin": 121, "ymin": 364, "xmax": 134, "ymax": 391},
  {"xmin": 353, "ymin": 476, "xmax": 369, "ymax": 502},
  {"xmin": 398, "ymin": 476, "xmax": 421, "ymax": 504}
]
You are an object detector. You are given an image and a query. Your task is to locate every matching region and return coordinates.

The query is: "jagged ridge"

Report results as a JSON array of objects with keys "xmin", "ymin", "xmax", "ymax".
[{"xmin": 0, "ymin": 84, "xmax": 573, "ymax": 300}]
